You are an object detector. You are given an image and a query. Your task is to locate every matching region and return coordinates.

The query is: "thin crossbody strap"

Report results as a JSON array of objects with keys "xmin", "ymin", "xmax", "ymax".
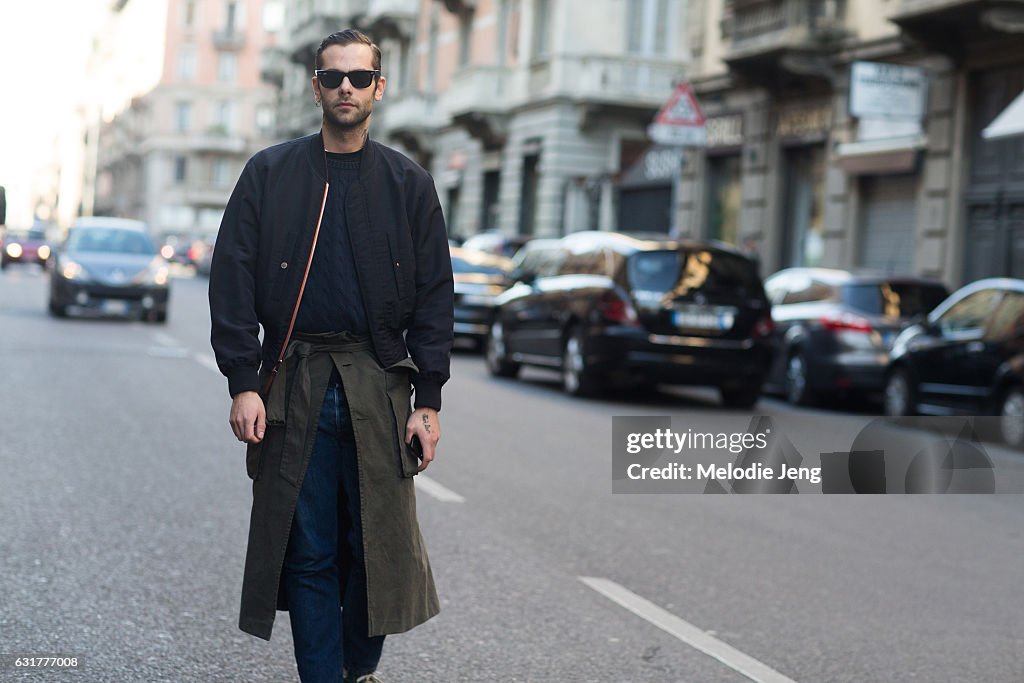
[{"xmin": 261, "ymin": 180, "xmax": 330, "ymax": 397}]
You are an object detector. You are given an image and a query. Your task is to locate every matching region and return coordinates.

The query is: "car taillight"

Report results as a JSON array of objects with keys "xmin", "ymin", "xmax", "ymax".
[
  {"xmin": 820, "ymin": 312, "xmax": 873, "ymax": 334},
  {"xmin": 598, "ymin": 292, "xmax": 638, "ymax": 325},
  {"xmin": 753, "ymin": 314, "xmax": 774, "ymax": 338}
]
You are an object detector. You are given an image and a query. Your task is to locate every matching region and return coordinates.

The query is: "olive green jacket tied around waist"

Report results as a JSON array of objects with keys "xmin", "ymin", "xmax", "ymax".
[{"xmin": 240, "ymin": 332, "xmax": 439, "ymax": 640}]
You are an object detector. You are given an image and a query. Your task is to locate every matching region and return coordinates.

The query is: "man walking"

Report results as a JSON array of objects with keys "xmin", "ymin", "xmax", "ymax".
[{"xmin": 208, "ymin": 29, "xmax": 453, "ymax": 683}]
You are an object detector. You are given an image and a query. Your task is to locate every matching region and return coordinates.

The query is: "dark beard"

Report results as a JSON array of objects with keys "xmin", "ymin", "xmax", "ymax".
[{"xmin": 323, "ymin": 104, "xmax": 371, "ymax": 132}]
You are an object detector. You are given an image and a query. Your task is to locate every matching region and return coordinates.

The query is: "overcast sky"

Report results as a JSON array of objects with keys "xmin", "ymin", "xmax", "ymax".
[{"xmin": 0, "ymin": 0, "xmax": 107, "ymax": 226}]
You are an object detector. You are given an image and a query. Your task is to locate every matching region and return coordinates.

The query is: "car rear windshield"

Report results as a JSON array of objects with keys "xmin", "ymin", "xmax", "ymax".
[
  {"xmin": 68, "ymin": 228, "xmax": 156, "ymax": 255},
  {"xmin": 7, "ymin": 230, "xmax": 45, "ymax": 241},
  {"xmin": 841, "ymin": 282, "xmax": 948, "ymax": 318},
  {"xmin": 451, "ymin": 255, "xmax": 510, "ymax": 276},
  {"xmin": 628, "ymin": 249, "xmax": 760, "ymax": 297}
]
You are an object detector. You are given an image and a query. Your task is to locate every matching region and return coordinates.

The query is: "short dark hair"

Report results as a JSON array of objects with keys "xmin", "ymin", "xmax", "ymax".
[{"xmin": 315, "ymin": 29, "xmax": 382, "ymax": 72}]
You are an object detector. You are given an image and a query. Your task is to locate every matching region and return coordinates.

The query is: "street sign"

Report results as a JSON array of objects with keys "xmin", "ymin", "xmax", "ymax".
[{"xmin": 647, "ymin": 82, "xmax": 707, "ymax": 147}]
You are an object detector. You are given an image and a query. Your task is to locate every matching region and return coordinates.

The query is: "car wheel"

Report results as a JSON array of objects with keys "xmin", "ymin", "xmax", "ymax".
[
  {"xmin": 485, "ymin": 320, "xmax": 520, "ymax": 378},
  {"xmin": 884, "ymin": 368, "xmax": 915, "ymax": 417},
  {"xmin": 720, "ymin": 378, "xmax": 762, "ymax": 409},
  {"xmin": 562, "ymin": 327, "xmax": 602, "ymax": 397},
  {"xmin": 48, "ymin": 297, "xmax": 67, "ymax": 318},
  {"xmin": 999, "ymin": 387, "xmax": 1024, "ymax": 449},
  {"xmin": 785, "ymin": 352, "xmax": 815, "ymax": 406}
]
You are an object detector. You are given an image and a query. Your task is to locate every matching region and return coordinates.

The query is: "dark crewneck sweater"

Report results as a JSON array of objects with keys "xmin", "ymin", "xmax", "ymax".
[{"xmin": 293, "ymin": 149, "xmax": 368, "ymax": 335}]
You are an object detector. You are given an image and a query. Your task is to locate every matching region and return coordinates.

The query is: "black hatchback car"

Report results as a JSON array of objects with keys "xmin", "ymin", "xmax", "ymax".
[
  {"xmin": 485, "ymin": 231, "xmax": 774, "ymax": 406},
  {"xmin": 450, "ymin": 247, "xmax": 515, "ymax": 349},
  {"xmin": 884, "ymin": 278, "xmax": 1024, "ymax": 447},
  {"xmin": 763, "ymin": 268, "xmax": 949, "ymax": 405}
]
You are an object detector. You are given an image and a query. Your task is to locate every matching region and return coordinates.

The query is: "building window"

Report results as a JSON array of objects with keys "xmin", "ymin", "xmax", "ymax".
[
  {"xmin": 531, "ymin": 0, "xmax": 550, "ymax": 60},
  {"xmin": 182, "ymin": 0, "xmax": 197, "ymax": 29},
  {"xmin": 497, "ymin": 0, "xmax": 510, "ymax": 65},
  {"xmin": 214, "ymin": 100, "xmax": 235, "ymax": 133},
  {"xmin": 427, "ymin": 5, "xmax": 439, "ymax": 90},
  {"xmin": 628, "ymin": 0, "xmax": 671, "ymax": 56},
  {"xmin": 458, "ymin": 12, "xmax": 474, "ymax": 67},
  {"xmin": 177, "ymin": 45, "xmax": 197, "ymax": 81},
  {"xmin": 174, "ymin": 156, "xmax": 188, "ymax": 183},
  {"xmin": 218, "ymin": 53, "xmax": 237, "ymax": 82},
  {"xmin": 212, "ymin": 158, "xmax": 230, "ymax": 187},
  {"xmin": 256, "ymin": 104, "xmax": 275, "ymax": 134},
  {"xmin": 224, "ymin": 0, "xmax": 243, "ymax": 32},
  {"xmin": 175, "ymin": 102, "xmax": 192, "ymax": 132}
]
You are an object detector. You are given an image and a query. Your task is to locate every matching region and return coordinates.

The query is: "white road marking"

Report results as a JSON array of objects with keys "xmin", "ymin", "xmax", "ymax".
[
  {"xmin": 152, "ymin": 332, "xmax": 179, "ymax": 347},
  {"xmin": 414, "ymin": 475, "xmax": 466, "ymax": 503},
  {"xmin": 579, "ymin": 577, "xmax": 799, "ymax": 683},
  {"xmin": 193, "ymin": 352, "xmax": 222, "ymax": 375}
]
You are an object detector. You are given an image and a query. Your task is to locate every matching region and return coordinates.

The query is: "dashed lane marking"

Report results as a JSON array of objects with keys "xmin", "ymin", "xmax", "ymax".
[
  {"xmin": 414, "ymin": 475, "xmax": 466, "ymax": 503},
  {"xmin": 579, "ymin": 577, "xmax": 800, "ymax": 683}
]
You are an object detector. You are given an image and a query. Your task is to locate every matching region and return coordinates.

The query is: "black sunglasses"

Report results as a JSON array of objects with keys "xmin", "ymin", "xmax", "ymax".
[{"xmin": 315, "ymin": 69, "xmax": 380, "ymax": 89}]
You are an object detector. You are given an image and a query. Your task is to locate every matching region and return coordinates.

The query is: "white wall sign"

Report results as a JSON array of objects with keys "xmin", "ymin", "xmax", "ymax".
[{"xmin": 850, "ymin": 61, "xmax": 928, "ymax": 120}]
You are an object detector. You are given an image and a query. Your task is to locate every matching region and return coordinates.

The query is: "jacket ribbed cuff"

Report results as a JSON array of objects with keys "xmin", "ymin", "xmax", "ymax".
[
  {"xmin": 227, "ymin": 365, "xmax": 261, "ymax": 398},
  {"xmin": 412, "ymin": 379, "xmax": 442, "ymax": 411}
]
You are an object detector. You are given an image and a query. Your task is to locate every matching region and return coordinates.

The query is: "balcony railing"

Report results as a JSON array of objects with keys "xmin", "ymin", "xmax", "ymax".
[
  {"xmin": 261, "ymin": 46, "xmax": 288, "ymax": 87},
  {"xmin": 286, "ymin": 5, "xmax": 363, "ymax": 66},
  {"xmin": 183, "ymin": 183, "xmax": 232, "ymax": 207},
  {"xmin": 442, "ymin": 65, "xmax": 523, "ymax": 119},
  {"xmin": 722, "ymin": 0, "xmax": 848, "ymax": 63},
  {"xmin": 188, "ymin": 131, "xmax": 247, "ymax": 154},
  {"xmin": 378, "ymin": 92, "xmax": 445, "ymax": 133},
  {"xmin": 362, "ymin": 0, "xmax": 418, "ymax": 37},
  {"xmin": 213, "ymin": 29, "xmax": 246, "ymax": 50},
  {"xmin": 530, "ymin": 55, "xmax": 683, "ymax": 109}
]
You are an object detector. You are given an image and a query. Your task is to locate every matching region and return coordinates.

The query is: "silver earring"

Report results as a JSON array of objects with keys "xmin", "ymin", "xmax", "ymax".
[{"xmin": 315, "ymin": 99, "xmax": 321, "ymax": 107}]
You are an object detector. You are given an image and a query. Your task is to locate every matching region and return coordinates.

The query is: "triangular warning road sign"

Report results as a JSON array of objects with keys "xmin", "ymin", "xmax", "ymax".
[{"xmin": 654, "ymin": 83, "xmax": 705, "ymax": 127}]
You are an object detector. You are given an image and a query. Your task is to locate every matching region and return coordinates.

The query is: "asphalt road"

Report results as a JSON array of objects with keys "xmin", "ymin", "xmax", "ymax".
[{"xmin": 1, "ymin": 265, "xmax": 1023, "ymax": 682}]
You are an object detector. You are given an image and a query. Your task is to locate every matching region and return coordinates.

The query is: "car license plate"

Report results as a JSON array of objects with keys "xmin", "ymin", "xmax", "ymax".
[
  {"xmin": 673, "ymin": 306, "xmax": 736, "ymax": 331},
  {"xmin": 101, "ymin": 300, "xmax": 129, "ymax": 315}
]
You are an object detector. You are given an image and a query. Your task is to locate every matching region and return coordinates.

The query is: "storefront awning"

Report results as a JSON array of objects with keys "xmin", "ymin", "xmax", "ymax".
[
  {"xmin": 834, "ymin": 136, "xmax": 926, "ymax": 175},
  {"xmin": 983, "ymin": 89, "xmax": 1024, "ymax": 140}
]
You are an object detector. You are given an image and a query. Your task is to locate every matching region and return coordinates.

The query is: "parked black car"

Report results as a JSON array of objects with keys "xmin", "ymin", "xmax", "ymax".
[
  {"xmin": 49, "ymin": 217, "xmax": 171, "ymax": 322},
  {"xmin": 461, "ymin": 231, "xmax": 533, "ymax": 259},
  {"xmin": 763, "ymin": 268, "xmax": 949, "ymax": 405},
  {"xmin": 450, "ymin": 247, "xmax": 515, "ymax": 349},
  {"xmin": 884, "ymin": 278, "xmax": 1024, "ymax": 447},
  {"xmin": 485, "ymin": 231, "xmax": 774, "ymax": 406}
]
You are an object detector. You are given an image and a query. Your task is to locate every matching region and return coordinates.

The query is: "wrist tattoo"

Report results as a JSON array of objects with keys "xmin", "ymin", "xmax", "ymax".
[{"xmin": 422, "ymin": 414, "xmax": 431, "ymax": 432}]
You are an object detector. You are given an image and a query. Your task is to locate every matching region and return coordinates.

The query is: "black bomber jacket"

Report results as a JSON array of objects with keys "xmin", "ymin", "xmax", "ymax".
[{"xmin": 208, "ymin": 133, "xmax": 454, "ymax": 410}]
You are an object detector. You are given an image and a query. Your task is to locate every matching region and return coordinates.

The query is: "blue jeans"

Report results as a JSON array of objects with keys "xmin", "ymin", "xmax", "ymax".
[{"xmin": 283, "ymin": 371, "xmax": 385, "ymax": 682}]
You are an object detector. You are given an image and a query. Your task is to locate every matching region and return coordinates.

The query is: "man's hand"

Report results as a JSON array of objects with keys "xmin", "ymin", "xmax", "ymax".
[
  {"xmin": 405, "ymin": 408, "xmax": 440, "ymax": 472},
  {"xmin": 230, "ymin": 391, "xmax": 266, "ymax": 445}
]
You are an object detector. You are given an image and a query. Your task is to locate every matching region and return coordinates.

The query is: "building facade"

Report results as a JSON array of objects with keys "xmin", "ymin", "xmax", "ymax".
[
  {"xmin": 272, "ymin": 0, "xmax": 690, "ymax": 240},
  {"xmin": 681, "ymin": 0, "xmax": 1024, "ymax": 286},
  {"xmin": 94, "ymin": 0, "xmax": 281, "ymax": 246}
]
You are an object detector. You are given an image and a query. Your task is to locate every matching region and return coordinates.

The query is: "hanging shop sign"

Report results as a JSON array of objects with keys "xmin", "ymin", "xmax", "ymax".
[{"xmin": 849, "ymin": 61, "xmax": 928, "ymax": 120}]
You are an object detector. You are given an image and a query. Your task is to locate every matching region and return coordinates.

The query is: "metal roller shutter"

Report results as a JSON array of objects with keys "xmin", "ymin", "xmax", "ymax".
[{"xmin": 858, "ymin": 174, "xmax": 917, "ymax": 273}]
